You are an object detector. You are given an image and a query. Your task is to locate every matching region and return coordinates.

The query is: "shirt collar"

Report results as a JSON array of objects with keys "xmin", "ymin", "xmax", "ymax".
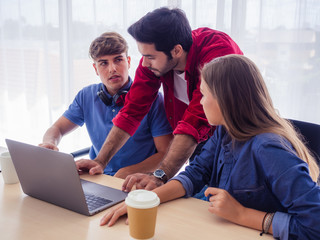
[{"xmin": 102, "ymin": 76, "xmax": 132, "ymax": 99}]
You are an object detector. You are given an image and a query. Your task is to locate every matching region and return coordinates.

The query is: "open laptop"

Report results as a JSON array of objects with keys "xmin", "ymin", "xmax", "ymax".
[{"xmin": 5, "ymin": 139, "xmax": 128, "ymax": 216}]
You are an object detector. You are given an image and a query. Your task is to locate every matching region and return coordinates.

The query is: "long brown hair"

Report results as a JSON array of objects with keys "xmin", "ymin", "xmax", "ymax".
[{"xmin": 201, "ymin": 54, "xmax": 319, "ymax": 181}]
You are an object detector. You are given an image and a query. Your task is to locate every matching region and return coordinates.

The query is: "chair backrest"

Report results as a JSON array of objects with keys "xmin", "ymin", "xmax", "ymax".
[
  {"xmin": 288, "ymin": 119, "xmax": 320, "ymax": 165},
  {"xmin": 70, "ymin": 147, "xmax": 91, "ymax": 158},
  {"xmin": 289, "ymin": 119, "xmax": 320, "ymax": 184}
]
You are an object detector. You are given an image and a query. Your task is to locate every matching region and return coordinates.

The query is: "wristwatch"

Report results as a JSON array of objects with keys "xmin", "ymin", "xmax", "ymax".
[{"xmin": 153, "ymin": 169, "xmax": 168, "ymax": 183}]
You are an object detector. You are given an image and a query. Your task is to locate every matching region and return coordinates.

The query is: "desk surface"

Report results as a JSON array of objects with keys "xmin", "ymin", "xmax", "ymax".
[{"xmin": 0, "ymin": 174, "xmax": 273, "ymax": 240}]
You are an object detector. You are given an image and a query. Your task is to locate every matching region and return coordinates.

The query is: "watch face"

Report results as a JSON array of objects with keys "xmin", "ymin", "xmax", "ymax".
[{"xmin": 154, "ymin": 169, "xmax": 165, "ymax": 178}]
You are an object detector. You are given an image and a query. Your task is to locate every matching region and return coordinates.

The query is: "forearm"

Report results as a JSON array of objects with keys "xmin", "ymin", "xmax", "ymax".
[
  {"xmin": 159, "ymin": 134, "xmax": 197, "ymax": 178},
  {"xmin": 96, "ymin": 125, "xmax": 130, "ymax": 166},
  {"xmin": 41, "ymin": 116, "xmax": 78, "ymax": 147},
  {"xmin": 42, "ymin": 126, "xmax": 63, "ymax": 146},
  {"xmin": 205, "ymin": 187, "xmax": 274, "ymax": 235},
  {"xmin": 237, "ymin": 208, "xmax": 273, "ymax": 234},
  {"xmin": 153, "ymin": 180, "xmax": 186, "ymax": 203},
  {"xmin": 116, "ymin": 152, "xmax": 165, "ymax": 178}
]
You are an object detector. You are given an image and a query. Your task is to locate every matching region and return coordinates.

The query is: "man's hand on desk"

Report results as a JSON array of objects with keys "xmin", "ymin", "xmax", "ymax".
[
  {"xmin": 100, "ymin": 202, "xmax": 128, "ymax": 227},
  {"xmin": 122, "ymin": 173, "xmax": 164, "ymax": 192},
  {"xmin": 76, "ymin": 159, "xmax": 104, "ymax": 175}
]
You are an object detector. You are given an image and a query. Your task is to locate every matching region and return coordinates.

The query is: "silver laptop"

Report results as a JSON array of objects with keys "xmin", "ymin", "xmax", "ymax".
[{"xmin": 5, "ymin": 139, "xmax": 128, "ymax": 216}]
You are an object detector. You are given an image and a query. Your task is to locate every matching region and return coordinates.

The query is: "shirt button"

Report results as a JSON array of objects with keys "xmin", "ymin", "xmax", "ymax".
[
  {"xmin": 169, "ymin": 99, "xmax": 172, "ymax": 103},
  {"xmin": 112, "ymin": 109, "xmax": 115, "ymax": 112},
  {"xmin": 169, "ymin": 116, "xmax": 172, "ymax": 120}
]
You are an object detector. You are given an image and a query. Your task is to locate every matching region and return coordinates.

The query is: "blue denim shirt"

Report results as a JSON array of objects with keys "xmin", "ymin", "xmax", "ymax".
[{"xmin": 173, "ymin": 126, "xmax": 320, "ymax": 240}]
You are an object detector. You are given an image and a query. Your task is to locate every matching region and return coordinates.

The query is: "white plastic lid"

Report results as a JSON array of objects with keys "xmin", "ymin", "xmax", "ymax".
[{"xmin": 125, "ymin": 190, "xmax": 160, "ymax": 209}]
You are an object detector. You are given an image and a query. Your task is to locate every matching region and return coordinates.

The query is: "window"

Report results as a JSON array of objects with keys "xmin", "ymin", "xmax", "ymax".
[{"xmin": 1, "ymin": 0, "xmax": 319, "ymax": 152}]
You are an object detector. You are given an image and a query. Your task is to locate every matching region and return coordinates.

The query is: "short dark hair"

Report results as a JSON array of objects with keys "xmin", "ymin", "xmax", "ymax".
[
  {"xmin": 128, "ymin": 7, "xmax": 193, "ymax": 58},
  {"xmin": 89, "ymin": 32, "xmax": 128, "ymax": 60}
]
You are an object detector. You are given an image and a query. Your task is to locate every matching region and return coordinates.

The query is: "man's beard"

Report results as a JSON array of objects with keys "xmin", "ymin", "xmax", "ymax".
[{"xmin": 149, "ymin": 58, "xmax": 178, "ymax": 77}]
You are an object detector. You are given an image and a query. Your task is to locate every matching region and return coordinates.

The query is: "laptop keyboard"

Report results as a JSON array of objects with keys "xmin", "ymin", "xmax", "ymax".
[{"xmin": 85, "ymin": 194, "xmax": 112, "ymax": 212}]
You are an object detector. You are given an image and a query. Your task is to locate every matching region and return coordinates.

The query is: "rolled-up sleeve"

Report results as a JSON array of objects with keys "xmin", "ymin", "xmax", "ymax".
[
  {"xmin": 170, "ymin": 175, "xmax": 194, "ymax": 197},
  {"xmin": 173, "ymin": 78, "xmax": 211, "ymax": 143},
  {"xmin": 272, "ymin": 212, "xmax": 291, "ymax": 240}
]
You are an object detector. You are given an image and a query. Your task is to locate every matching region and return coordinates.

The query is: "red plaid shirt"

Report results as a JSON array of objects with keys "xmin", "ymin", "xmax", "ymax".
[{"xmin": 113, "ymin": 28, "xmax": 243, "ymax": 143}]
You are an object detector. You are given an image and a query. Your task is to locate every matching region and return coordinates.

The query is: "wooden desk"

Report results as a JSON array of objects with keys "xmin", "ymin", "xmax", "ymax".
[{"xmin": 0, "ymin": 174, "xmax": 273, "ymax": 240}]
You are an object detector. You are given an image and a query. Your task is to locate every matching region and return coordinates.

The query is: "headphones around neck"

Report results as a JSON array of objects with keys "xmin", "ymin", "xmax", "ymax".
[{"xmin": 97, "ymin": 80, "xmax": 132, "ymax": 107}]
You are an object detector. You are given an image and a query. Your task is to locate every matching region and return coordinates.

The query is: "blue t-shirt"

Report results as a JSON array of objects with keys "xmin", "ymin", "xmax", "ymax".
[
  {"xmin": 173, "ymin": 126, "xmax": 320, "ymax": 240},
  {"xmin": 63, "ymin": 81, "xmax": 172, "ymax": 176}
]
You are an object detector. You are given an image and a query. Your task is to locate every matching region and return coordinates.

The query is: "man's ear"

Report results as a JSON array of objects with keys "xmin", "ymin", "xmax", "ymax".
[
  {"xmin": 93, "ymin": 63, "xmax": 99, "ymax": 76},
  {"xmin": 171, "ymin": 44, "xmax": 183, "ymax": 58}
]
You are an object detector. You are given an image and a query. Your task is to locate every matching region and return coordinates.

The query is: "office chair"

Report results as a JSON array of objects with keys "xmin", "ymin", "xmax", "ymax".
[
  {"xmin": 288, "ymin": 119, "xmax": 320, "ymax": 183},
  {"xmin": 288, "ymin": 119, "xmax": 320, "ymax": 163}
]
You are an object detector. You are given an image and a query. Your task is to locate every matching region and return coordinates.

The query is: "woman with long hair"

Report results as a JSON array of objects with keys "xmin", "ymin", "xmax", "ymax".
[{"xmin": 101, "ymin": 54, "xmax": 320, "ymax": 239}]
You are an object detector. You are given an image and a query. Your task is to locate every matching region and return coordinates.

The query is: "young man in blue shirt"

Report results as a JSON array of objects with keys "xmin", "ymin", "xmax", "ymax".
[{"xmin": 39, "ymin": 32, "xmax": 173, "ymax": 178}]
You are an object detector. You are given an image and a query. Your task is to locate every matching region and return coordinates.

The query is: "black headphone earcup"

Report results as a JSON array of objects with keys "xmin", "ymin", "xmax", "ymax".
[
  {"xmin": 97, "ymin": 90, "xmax": 112, "ymax": 106},
  {"xmin": 115, "ymin": 90, "xmax": 128, "ymax": 106},
  {"xmin": 97, "ymin": 84, "xmax": 130, "ymax": 107}
]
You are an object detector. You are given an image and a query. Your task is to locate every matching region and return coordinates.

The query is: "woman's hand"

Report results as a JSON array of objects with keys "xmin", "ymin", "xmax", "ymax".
[
  {"xmin": 100, "ymin": 202, "xmax": 128, "ymax": 227},
  {"xmin": 204, "ymin": 187, "xmax": 245, "ymax": 225}
]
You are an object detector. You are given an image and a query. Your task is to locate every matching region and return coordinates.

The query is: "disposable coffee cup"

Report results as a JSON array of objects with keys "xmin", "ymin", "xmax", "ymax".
[
  {"xmin": 125, "ymin": 190, "xmax": 160, "ymax": 240},
  {"xmin": 0, "ymin": 152, "xmax": 19, "ymax": 184}
]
